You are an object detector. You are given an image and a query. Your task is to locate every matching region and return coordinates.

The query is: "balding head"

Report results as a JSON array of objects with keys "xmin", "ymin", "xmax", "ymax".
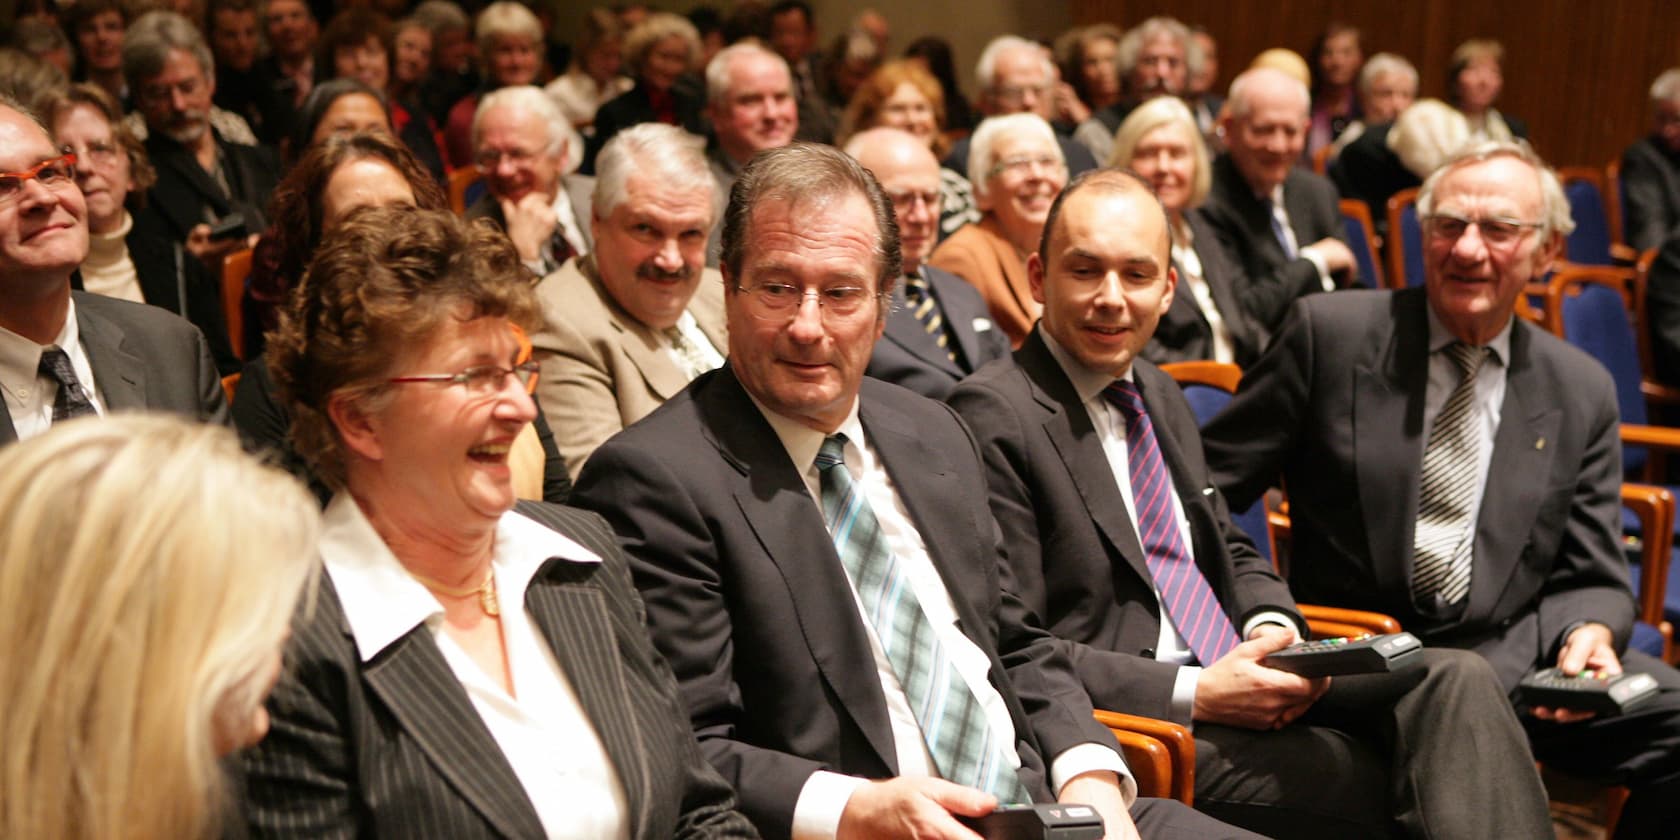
[
  {"xmin": 846, "ymin": 127, "xmax": 941, "ymax": 274},
  {"xmin": 1221, "ymin": 67, "xmax": 1310, "ymax": 194}
]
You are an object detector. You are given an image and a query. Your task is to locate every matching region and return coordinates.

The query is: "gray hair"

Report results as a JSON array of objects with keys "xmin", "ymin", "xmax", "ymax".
[
  {"xmin": 705, "ymin": 42, "xmax": 789, "ymax": 106},
  {"xmin": 1385, "ymin": 99, "xmax": 1469, "ymax": 180},
  {"xmin": 1359, "ymin": 52, "xmax": 1418, "ymax": 100},
  {"xmin": 974, "ymin": 35, "xmax": 1052, "ymax": 93},
  {"xmin": 592, "ymin": 122, "xmax": 714, "ymax": 222},
  {"xmin": 473, "ymin": 85, "xmax": 580, "ymax": 174},
  {"xmin": 1107, "ymin": 95, "xmax": 1211, "ymax": 208},
  {"xmin": 721, "ymin": 142, "xmax": 901, "ymax": 300},
  {"xmin": 1115, "ymin": 16, "xmax": 1202, "ymax": 89},
  {"xmin": 968, "ymin": 112, "xmax": 1060, "ymax": 200},
  {"xmin": 1417, "ymin": 139, "xmax": 1575, "ymax": 239},
  {"xmin": 1651, "ymin": 68, "xmax": 1680, "ymax": 106},
  {"xmin": 623, "ymin": 12, "xmax": 699, "ymax": 79},
  {"xmin": 411, "ymin": 0, "xmax": 468, "ymax": 35},
  {"xmin": 122, "ymin": 10, "xmax": 213, "ymax": 94},
  {"xmin": 1226, "ymin": 66, "xmax": 1310, "ymax": 120},
  {"xmin": 474, "ymin": 1, "xmax": 542, "ymax": 53}
]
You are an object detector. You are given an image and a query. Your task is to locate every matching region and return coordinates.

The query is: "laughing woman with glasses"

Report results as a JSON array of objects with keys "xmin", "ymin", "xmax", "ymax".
[{"xmin": 242, "ymin": 204, "xmax": 757, "ymax": 839}]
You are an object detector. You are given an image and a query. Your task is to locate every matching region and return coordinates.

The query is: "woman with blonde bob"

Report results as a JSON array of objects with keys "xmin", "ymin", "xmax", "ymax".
[{"xmin": 0, "ymin": 415, "xmax": 319, "ymax": 840}]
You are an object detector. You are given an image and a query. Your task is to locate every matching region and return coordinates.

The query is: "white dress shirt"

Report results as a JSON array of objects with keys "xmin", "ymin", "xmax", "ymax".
[
  {"xmin": 322, "ymin": 494, "xmax": 631, "ymax": 840},
  {"xmin": 665, "ymin": 309, "xmax": 725, "ymax": 379},
  {"xmin": 0, "ymin": 296, "xmax": 105, "ymax": 440},
  {"xmin": 1268, "ymin": 184, "xmax": 1335, "ymax": 292},
  {"xmin": 746, "ymin": 397, "xmax": 1131, "ymax": 839},
  {"xmin": 1171, "ymin": 222, "xmax": 1235, "ymax": 364}
]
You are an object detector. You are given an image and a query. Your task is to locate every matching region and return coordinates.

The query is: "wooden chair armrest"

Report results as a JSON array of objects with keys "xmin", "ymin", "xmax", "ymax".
[
  {"xmin": 1092, "ymin": 710, "xmax": 1194, "ymax": 805},
  {"xmin": 1622, "ymin": 482, "xmax": 1677, "ymax": 663},
  {"xmin": 1622, "ymin": 423, "xmax": 1680, "ymax": 451},
  {"xmin": 1299, "ymin": 603, "xmax": 1403, "ymax": 638},
  {"xmin": 1612, "ymin": 242, "xmax": 1640, "ymax": 266},
  {"xmin": 220, "ymin": 371, "xmax": 241, "ymax": 405},
  {"xmin": 1642, "ymin": 381, "xmax": 1680, "ymax": 407}
]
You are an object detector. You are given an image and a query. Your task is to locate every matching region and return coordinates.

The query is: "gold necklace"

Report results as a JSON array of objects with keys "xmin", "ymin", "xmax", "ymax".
[{"xmin": 408, "ymin": 566, "xmax": 500, "ymax": 617}]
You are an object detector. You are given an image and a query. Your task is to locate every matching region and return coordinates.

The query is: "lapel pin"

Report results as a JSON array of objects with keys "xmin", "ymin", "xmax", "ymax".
[{"xmin": 1535, "ymin": 437, "xmax": 1545, "ymax": 450}]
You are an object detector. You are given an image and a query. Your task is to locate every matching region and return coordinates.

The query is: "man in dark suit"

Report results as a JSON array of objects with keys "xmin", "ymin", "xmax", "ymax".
[
  {"xmin": 465, "ymin": 87, "xmax": 595, "ymax": 277},
  {"xmin": 1197, "ymin": 67, "xmax": 1355, "ymax": 345},
  {"xmin": 847, "ymin": 128, "xmax": 1009, "ymax": 399},
  {"xmin": 0, "ymin": 98, "xmax": 226, "ymax": 444},
  {"xmin": 949, "ymin": 169, "xmax": 1551, "ymax": 838},
  {"xmin": 575, "ymin": 143, "xmax": 1250, "ymax": 840},
  {"xmin": 1623, "ymin": 68, "xmax": 1680, "ymax": 252},
  {"xmin": 1204, "ymin": 141, "xmax": 1680, "ymax": 839}
]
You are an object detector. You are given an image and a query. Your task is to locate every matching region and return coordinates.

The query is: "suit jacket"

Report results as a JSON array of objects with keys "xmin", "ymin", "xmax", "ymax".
[
  {"xmin": 1328, "ymin": 122, "xmax": 1419, "ymax": 244},
  {"xmin": 1646, "ymin": 230, "xmax": 1680, "ymax": 385},
  {"xmin": 1622, "ymin": 135, "xmax": 1680, "ymax": 252},
  {"xmin": 143, "ymin": 129, "xmax": 278, "ymax": 244},
  {"xmin": 125, "ymin": 206, "xmax": 240, "ymax": 375},
  {"xmin": 1143, "ymin": 213, "xmax": 1264, "ymax": 368},
  {"xmin": 0, "ymin": 291, "xmax": 228, "ymax": 444},
  {"xmin": 584, "ymin": 79, "xmax": 708, "ymax": 175},
  {"xmin": 928, "ymin": 215, "xmax": 1039, "ymax": 347},
  {"xmin": 240, "ymin": 501, "xmax": 755, "ymax": 838},
  {"xmin": 1202, "ymin": 289, "xmax": 1633, "ymax": 694},
  {"xmin": 529, "ymin": 254, "xmax": 727, "ymax": 481},
  {"xmin": 465, "ymin": 174, "xmax": 596, "ymax": 267},
  {"xmin": 948, "ymin": 331, "xmax": 1299, "ymax": 719},
  {"xmin": 1196, "ymin": 153, "xmax": 1346, "ymax": 344},
  {"xmin": 865, "ymin": 265, "xmax": 1011, "ymax": 399},
  {"xmin": 571, "ymin": 368, "xmax": 1120, "ymax": 840}
]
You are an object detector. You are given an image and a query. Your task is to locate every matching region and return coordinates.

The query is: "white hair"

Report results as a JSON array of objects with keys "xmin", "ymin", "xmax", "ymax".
[
  {"xmin": 1651, "ymin": 68, "xmax": 1680, "ymax": 105},
  {"xmin": 968, "ymin": 112, "xmax": 1060, "ymax": 200},
  {"xmin": 1359, "ymin": 52, "xmax": 1418, "ymax": 100},
  {"xmin": 1385, "ymin": 99, "xmax": 1469, "ymax": 180},
  {"xmin": 974, "ymin": 35, "xmax": 1052, "ymax": 93},
  {"xmin": 1226, "ymin": 66, "xmax": 1311, "ymax": 120},
  {"xmin": 1417, "ymin": 139, "xmax": 1575, "ymax": 239},
  {"xmin": 1115, "ymin": 16, "xmax": 1202, "ymax": 87},
  {"xmin": 473, "ymin": 85, "xmax": 580, "ymax": 174},
  {"xmin": 705, "ymin": 42, "xmax": 790, "ymax": 106},
  {"xmin": 592, "ymin": 122, "xmax": 714, "ymax": 221}
]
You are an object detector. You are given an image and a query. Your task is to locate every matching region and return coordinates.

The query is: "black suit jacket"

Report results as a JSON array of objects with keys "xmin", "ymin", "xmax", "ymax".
[
  {"xmin": 1196, "ymin": 154, "xmax": 1345, "ymax": 343},
  {"xmin": 0, "ymin": 291, "xmax": 228, "ymax": 444},
  {"xmin": 126, "ymin": 206, "xmax": 240, "ymax": 375},
  {"xmin": 572, "ymin": 367, "xmax": 1119, "ymax": 840},
  {"xmin": 143, "ymin": 130, "xmax": 278, "ymax": 244},
  {"xmin": 584, "ymin": 79, "xmax": 708, "ymax": 175},
  {"xmin": 1622, "ymin": 135, "xmax": 1680, "ymax": 253},
  {"xmin": 866, "ymin": 265, "xmax": 1011, "ymax": 399},
  {"xmin": 1202, "ymin": 289, "xmax": 1633, "ymax": 693},
  {"xmin": 1646, "ymin": 230, "xmax": 1680, "ymax": 385},
  {"xmin": 1143, "ymin": 213, "xmax": 1264, "ymax": 368},
  {"xmin": 948, "ymin": 331, "xmax": 1300, "ymax": 719},
  {"xmin": 241, "ymin": 501, "xmax": 756, "ymax": 838},
  {"xmin": 1328, "ymin": 122, "xmax": 1419, "ymax": 244}
]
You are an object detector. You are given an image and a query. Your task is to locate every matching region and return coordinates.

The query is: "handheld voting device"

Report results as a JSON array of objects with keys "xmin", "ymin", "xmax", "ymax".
[
  {"xmin": 1518, "ymin": 668, "xmax": 1660, "ymax": 716},
  {"xmin": 1261, "ymin": 632, "xmax": 1423, "ymax": 678},
  {"xmin": 957, "ymin": 803, "xmax": 1105, "ymax": 840}
]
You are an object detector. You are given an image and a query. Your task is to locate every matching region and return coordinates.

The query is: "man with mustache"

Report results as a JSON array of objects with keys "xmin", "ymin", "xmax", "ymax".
[{"xmin": 529, "ymin": 123, "xmax": 726, "ymax": 481}]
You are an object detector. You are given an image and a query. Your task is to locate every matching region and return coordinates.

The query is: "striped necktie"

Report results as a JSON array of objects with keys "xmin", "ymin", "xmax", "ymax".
[
  {"xmin": 815, "ymin": 434, "xmax": 1031, "ymax": 803},
  {"xmin": 1412, "ymin": 343, "xmax": 1489, "ymax": 609},
  {"xmin": 904, "ymin": 273, "xmax": 957, "ymax": 363},
  {"xmin": 1267, "ymin": 198, "xmax": 1298, "ymax": 260}
]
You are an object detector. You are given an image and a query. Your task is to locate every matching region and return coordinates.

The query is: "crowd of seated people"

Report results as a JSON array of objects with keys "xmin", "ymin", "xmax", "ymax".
[{"xmin": 10, "ymin": 3, "xmax": 1680, "ymax": 838}]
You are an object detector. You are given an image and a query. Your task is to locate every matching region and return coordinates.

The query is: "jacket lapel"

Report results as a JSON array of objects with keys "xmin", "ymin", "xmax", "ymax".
[
  {"xmin": 924, "ymin": 267, "xmax": 987, "ymax": 375},
  {"xmin": 882, "ymin": 282, "xmax": 965, "ymax": 378},
  {"xmin": 1353, "ymin": 291, "xmax": 1431, "ymax": 598},
  {"xmin": 577, "ymin": 256, "xmax": 694, "ymax": 401},
  {"xmin": 75, "ymin": 295, "xmax": 148, "ymax": 411},
  {"xmin": 1470, "ymin": 324, "xmax": 1558, "ymax": 618}
]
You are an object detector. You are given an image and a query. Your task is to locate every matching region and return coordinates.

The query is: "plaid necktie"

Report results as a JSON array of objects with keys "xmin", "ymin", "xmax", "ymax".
[
  {"xmin": 816, "ymin": 434, "xmax": 1031, "ymax": 803},
  {"xmin": 904, "ymin": 273, "xmax": 958, "ymax": 363},
  {"xmin": 1412, "ymin": 343, "xmax": 1489, "ymax": 609},
  {"xmin": 38, "ymin": 347, "xmax": 97, "ymax": 422},
  {"xmin": 1104, "ymin": 381, "xmax": 1239, "ymax": 665}
]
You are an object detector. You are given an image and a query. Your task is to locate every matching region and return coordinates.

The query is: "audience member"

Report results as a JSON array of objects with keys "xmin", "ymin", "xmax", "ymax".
[
  {"xmin": 1448, "ymin": 38, "xmax": 1527, "ymax": 142},
  {"xmin": 850, "ymin": 127, "xmax": 1009, "ymax": 398},
  {"xmin": 388, "ymin": 15, "xmax": 433, "ymax": 105},
  {"xmin": 1109, "ymin": 97, "xmax": 1261, "ymax": 367},
  {"xmin": 1623, "ymin": 68, "xmax": 1680, "ymax": 252},
  {"xmin": 945, "ymin": 36, "xmax": 1099, "ymax": 183},
  {"xmin": 529, "ymin": 123, "xmax": 723, "ymax": 481},
  {"xmin": 208, "ymin": 0, "xmax": 292, "ymax": 147},
  {"xmin": 769, "ymin": 0, "xmax": 837, "ymax": 144},
  {"xmin": 443, "ymin": 2, "xmax": 545, "ymax": 170},
  {"xmin": 242, "ymin": 205, "xmax": 755, "ymax": 837},
  {"xmin": 688, "ymin": 5, "xmax": 726, "ymax": 68},
  {"xmin": 315, "ymin": 10, "xmax": 446, "ymax": 181},
  {"xmin": 1326, "ymin": 52, "xmax": 1418, "ymax": 158},
  {"xmin": 467, "ymin": 85, "xmax": 592, "ymax": 275},
  {"xmin": 1058, "ymin": 24, "xmax": 1122, "ymax": 127},
  {"xmin": 841, "ymin": 59, "xmax": 979, "ymax": 241},
  {"xmin": 7, "ymin": 18, "xmax": 72, "ymax": 79},
  {"xmin": 285, "ymin": 79, "xmax": 391, "ymax": 159},
  {"xmin": 1647, "ymin": 227, "xmax": 1680, "ymax": 385},
  {"xmin": 904, "ymin": 35, "xmax": 978, "ymax": 133},
  {"xmin": 931, "ymin": 113, "xmax": 1066, "ymax": 346},
  {"xmin": 1306, "ymin": 23, "xmax": 1363, "ymax": 158},
  {"xmin": 1187, "ymin": 26, "xmax": 1223, "ymax": 150},
  {"xmin": 412, "ymin": 0, "xmax": 478, "ymax": 126},
  {"xmin": 260, "ymin": 0, "xmax": 317, "ymax": 109},
  {"xmin": 1198, "ymin": 67, "xmax": 1354, "ymax": 345},
  {"xmin": 948, "ymin": 167, "xmax": 1553, "ymax": 840},
  {"xmin": 1248, "ymin": 48, "xmax": 1310, "ymax": 88},
  {"xmin": 0, "ymin": 95, "xmax": 226, "ymax": 444},
  {"xmin": 1332, "ymin": 98, "xmax": 1468, "ymax": 243},
  {"xmin": 703, "ymin": 42, "xmax": 798, "ymax": 261},
  {"xmin": 1077, "ymin": 16, "xmax": 1196, "ymax": 163},
  {"xmin": 1206, "ymin": 140, "xmax": 1680, "ymax": 840},
  {"xmin": 573, "ymin": 140, "xmax": 1241, "ymax": 840},
  {"xmin": 0, "ymin": 415, "xmax": 318, "ymax": 840},
  {"xmin": 546, "ymin": 8, "xmax": 631, "ymax": 133},
  {"xmin": 64, "ymin": 0, "xmax": 125, "ymax": 102},
  {"xmin": 854, "ymin": 7, "xmax": 890, "ymax": 53},
  {"xmin": 0, "ymin": 47, "xmax": 68, "ymax": 114},
  {"xmin": 817, "ymin": 28, "xmax": 879, "ymax": 136},
  {"xmin": 586, "ymin": 12, "xmax": 706, "ymax": 172}
]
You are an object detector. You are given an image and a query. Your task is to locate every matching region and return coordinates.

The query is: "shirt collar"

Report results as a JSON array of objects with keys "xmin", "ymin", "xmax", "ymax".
[
  {"xmin": 0, "ymin": 295, "xmax": 79, "ymax": 400},
  {"xmin": 321, "ymin": 493, "xmax": 602, "ymax": 663},
  {"xmin": 1424, "ymin": 305, "xmax": 1512, "ymax": 368},
  {"xmin": 747, "ymin": 390, "xmax": 864, "ymax": 477},
  {"xmin": 1040, "ymin": 328, "xmax": 1134, "ymax": 405}
]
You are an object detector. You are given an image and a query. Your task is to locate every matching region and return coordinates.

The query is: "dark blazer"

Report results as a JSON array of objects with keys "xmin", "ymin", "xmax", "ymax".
[
  {"xmin": 0, "ymin": 290, "xmax": 228, "ymax": 444},
  {"xmin": 1646, "ymin": 230, "xmax": 1680, "ymax": 385},
  {"xmin": 866, "ymin": 265, "xmax": 1011, "ymax": 399},
  {"xmin": 1622, "ymin": 135, "xmax": 1680, "ymax": 253},
  {"xmin": 1196, "ymin": 154, "xmax": 1346, "ymax": 343},
  {"xmin": 143, "ymin": 130, "xmax": 278, "ymax": 244},
  {"xmin": 1328, "ymin": 122, "xmax": 1418, "ymax": 244},
  {"xmin": 571, "ymin": 367, "xmax": 1120, "ymax": 840},
  {"xmin": 1143, "ymin": 213, "xmax": 1264, "ymax": 368},
  {"xmin": 948, "ymin": 331, "xmax": 1299, "ymax": 719},
  {"xmin": 584, "ymin": 79, "xmax": 708, "ymax": 175},
  {"xmin": 1202, "ymin": 289, "xmax": 1632, "ymax": 694},
  {"xmin": 241, "ymin": 501, "xmax": 756, "ymax": 839},
  {"xmin": 125, "ymin": 206, "xmax": 239, "ymax": 375}
]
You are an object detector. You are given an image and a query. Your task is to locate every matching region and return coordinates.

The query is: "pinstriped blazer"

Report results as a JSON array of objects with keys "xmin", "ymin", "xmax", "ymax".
[{"xmin": 239, "ymin": 501, "xmax": 757, "ymax": 839}]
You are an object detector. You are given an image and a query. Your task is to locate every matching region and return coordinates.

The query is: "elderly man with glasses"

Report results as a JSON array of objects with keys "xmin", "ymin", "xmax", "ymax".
[{"xmin": 467, "ymin": 85, "xmax": 594, "ymax": 276}]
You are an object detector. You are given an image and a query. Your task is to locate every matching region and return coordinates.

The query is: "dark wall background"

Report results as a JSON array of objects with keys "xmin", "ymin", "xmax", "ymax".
[{"xmin": 1075, "ymin": 0, "xmax": 1680, "ymax": 169}]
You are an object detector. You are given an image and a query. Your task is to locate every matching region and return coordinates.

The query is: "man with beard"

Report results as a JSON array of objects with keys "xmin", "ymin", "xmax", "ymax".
[
  {"xmin": 528, "ymin": 123, "xmax": 726, "ymax": 481},
  {"xmin": 122, "ymin": 10, "xmax": 276, "ymax": 267}
]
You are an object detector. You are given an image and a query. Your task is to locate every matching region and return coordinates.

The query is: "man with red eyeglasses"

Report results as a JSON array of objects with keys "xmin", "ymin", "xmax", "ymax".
[{"xmin": 0, "ymin": 97, "xmax": 226, "ymax": 444}]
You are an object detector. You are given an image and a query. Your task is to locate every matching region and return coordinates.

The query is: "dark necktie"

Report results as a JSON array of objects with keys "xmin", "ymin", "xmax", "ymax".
[
  {"xmin": 1104, "ymin": 381, "xmax": 1239, "ymax": 665},
  {"xmin": 815, "ymin": 435, "xmax": 1031, "ymax": 803},
  {"xmin": 38, "ymin": 347, "xmax": 97, "ymax": 422},
  {"xmin": 547, "ymin": 228, "xmax": 576, "ymax": 272},
  {"xmin": 1412, "ymin": 343, "xmax": 1489, "ymax": 609},
  {"xmin": 904, "ymin": 273, "xmax": 958, "ymax": 364}
]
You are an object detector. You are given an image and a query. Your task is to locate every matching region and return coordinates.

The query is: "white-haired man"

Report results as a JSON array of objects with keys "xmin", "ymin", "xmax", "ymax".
[
  {"xmin": 703, "ymin": 41, "xmax": 798, "ymax": 262},
  {"xmin": 1625, "ymin": 68, "xmax": 1680, "ymax": 252},
  {"xmin": 467, "ymin": 85, "xmax": 594, "ymax": 276},
  {"xmin": 1075, "ymin": 16, "xmax": 1198, "ymax": 163},
  {"xmin": 944, "ymin": 36, "xmax": 1098, "ymax": 184}
]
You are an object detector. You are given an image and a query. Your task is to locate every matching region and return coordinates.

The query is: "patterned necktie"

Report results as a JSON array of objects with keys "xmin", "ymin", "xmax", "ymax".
[
  {"xmin": 38, "ymin": 347, "xmax": 97, "ymax": 423},
  {"xmin": 1412, "ymin": 343, "xmax": 1489, "ymax": 608},
  {"xmin": 546, "ymin": 227, "xmax": 576, "ymax": 273},
  {"xmin": 1267, "ymin": 198, "xmax": 1298, "ymax": 260},
  {"xmin": 815, "ymin": 435, "xmax": 1031, "ymax": 803},
  {"xmin": 1104, "ymin": 381, "xmax": 1239, "ymax": 665},
  {"xmin": 664, "ymin": 324, "xmax": 715, "ymax": 381},
  {"xmin": 904, "ymin": 273, "xmax": 958, "ymax": 364}
]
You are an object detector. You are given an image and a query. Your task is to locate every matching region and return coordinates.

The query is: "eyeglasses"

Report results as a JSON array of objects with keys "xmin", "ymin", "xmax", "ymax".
[
  {"xmin": 887, "ymin": 189, "xmax": 940, "ymax": 212},
  {"xmin": 67, "ymin": 141, "xmax": 122, "ymax": 167},
  {"xmin": 1424, "ymin": 212, "xmax": 1543, "ymax": 247},
  {"xmin": 0, "ymin": 152, "xmax": 78, "ymax": 206},
  {"xmin": 387, "ymin": 361, "xmax": 540, "ymax": 396},
  {"xmin": 988, "ymin": 154, "xmax": 1066, "ymax": 180},
  {"xmin": 734, "ymin": 282, "xmax": 879, "ymax": 322},
  {"xmin": 991, "ymin": 84, "xmax": 1053, "ymax": 105},
  {"xmin": 474, "ymin": 148, "xmax": 539, "ymax": 171}
]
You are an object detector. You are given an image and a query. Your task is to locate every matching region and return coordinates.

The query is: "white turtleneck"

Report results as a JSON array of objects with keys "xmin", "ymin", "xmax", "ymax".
[{"xmin": 81, "ymin": 212, "xmax": 144, "ymax": 304}]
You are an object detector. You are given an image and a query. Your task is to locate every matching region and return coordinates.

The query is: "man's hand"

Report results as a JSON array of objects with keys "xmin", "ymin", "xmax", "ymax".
[
  {"xmin": 185, "ymin": 223, "xmax": 257, "ymax": 266},
  {"xmin": 1059, "ymin": 770, "xmax": 1138, "ymax": 840},
  {"xmin": 836, "ymin": 777, "xmax": 994, "ymax": 840},
  {"xmin": 1301, "ymin": 237, "xmax": 1358, "ymax": 278},
  {"xmin": 500, "ymin": 193, "xmax": 558, "ymax": 263},
  {"xmin": 1532, "ymin": 622, "xmax": 1623, "ymax": 724},
  {"xmin": 1194, "ymin": 624, "xmax": 1329, "ymax": 730},
  {"xmin": 1052, "ymin": 81, "xmax": 1091, "ymax": 125}
]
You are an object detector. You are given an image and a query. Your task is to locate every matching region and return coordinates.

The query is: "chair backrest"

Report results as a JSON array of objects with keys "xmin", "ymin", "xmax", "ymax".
[
  {"xmin": 1312, "ymin": 144, "xmax": 1333, "ymax": 176},
  {"xmin": 221, "ymin": 246, "xmax": 253, "ymax": 361},
  {"xmin": 1543, "ymin": 267, "xmax": 1650, "ymax": 472},
  {"xmin": 1558, "ymin": 167, "xmax": 1614, "ymax": 266},
  {"xmin": 1385, "ymin": 188, "xmax": 1424, "ymax": 288},
  {"xmin": 1338, "ymin": 199, "xmax": 1383, "ymax": 289},
  {"xmin": 448, "ymin": 167, "xmax": 483, "ymax": 216},
  {"xmin": 1621, "ymin": 482, "xmax": 1676, "ymax": 661},
  {"xmin": 1606, "ymin": 157, "xmax": 1626, "ymax": 248},
  {"xmin": 1159, "ymin": 361, "xmax": 1272, "ymax": 562}
]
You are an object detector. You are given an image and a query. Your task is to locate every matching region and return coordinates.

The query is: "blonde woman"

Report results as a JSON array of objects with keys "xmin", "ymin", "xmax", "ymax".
[{"xmin": 0, "ymin": 415, "xmax": 319, "ymax": 840}]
